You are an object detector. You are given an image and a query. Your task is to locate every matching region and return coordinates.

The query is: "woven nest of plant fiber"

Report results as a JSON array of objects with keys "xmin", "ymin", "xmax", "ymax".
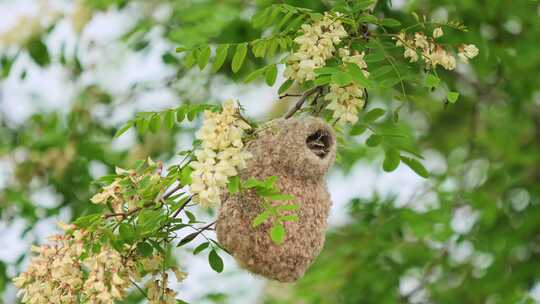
[{"xmin": 216, "ymin": 117, "xmax": 336, "ymax": 282}]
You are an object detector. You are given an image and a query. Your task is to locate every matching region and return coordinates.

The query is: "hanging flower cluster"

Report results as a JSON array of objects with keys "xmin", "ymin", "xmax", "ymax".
[
  {"xmin": 13, "ymin": 225, "xmax": 85, "ymax": 304},
  {"xmin": 324, "ymin": 48, "xmax": 370, "ymax": 125},
  {"xmin": 189, "ymin": 99, "xmax": 252, "ymax": 207},
  {"xmin": 146, "ymin": 273, "xmax": 177, "ymax": 304},
  {"xmin": 142, "ymin": 255, "xmax": 187, "ymax": 304},
  {"xmin": 284, "ymin": 13, "xmax": 348, "ymax": 82},
  {"xmin": 394, "ymin": 28, "xmax": 479, "ymax": 70},
  {"xmin": 90, "ymin": 161, "xmax": 163, "ymax": 213},
  {"xmin": 13, "ymin": 222, "xmax": 187, "ymax": 304},
  {"xmin": 82, "ymin": 246, "xmax": 134, "ymax": 303},
  {"xmin": 13, "ymin": 224, "xmax": 137, "ymax": 304}
]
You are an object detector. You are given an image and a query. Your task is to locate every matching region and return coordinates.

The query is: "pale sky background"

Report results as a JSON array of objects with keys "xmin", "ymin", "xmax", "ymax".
[{"xmin": 2, "ymin": 1, "xmax": 528, "ymax": 303}]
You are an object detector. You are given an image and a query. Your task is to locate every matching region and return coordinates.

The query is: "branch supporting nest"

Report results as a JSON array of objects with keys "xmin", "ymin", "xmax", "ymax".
[{"xmin": 284, "ymin": 87, "xmax": 321, "ymax": 119}]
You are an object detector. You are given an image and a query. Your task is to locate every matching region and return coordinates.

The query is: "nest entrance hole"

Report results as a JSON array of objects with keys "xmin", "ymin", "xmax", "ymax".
[{"xmin": 306, "ymin": 129, "xmax": 332, "ymax": 159}]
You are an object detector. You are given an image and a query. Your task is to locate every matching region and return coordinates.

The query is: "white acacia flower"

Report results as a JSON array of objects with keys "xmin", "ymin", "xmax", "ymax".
[
  {"xmin": 340, "ymin": 47, "xmax": 369, "ymax": 76},
  {"xmin": 464, "ymin": 44, "xmax": 479, "ymax": 58},
  {"xmin": 404, "ymin": 47, "xmax": 419, "ymax": 62},
  {"xmin": 459, "ymin": 44, "xmax": 479, "ymax": 62},
  {"xmin": 325, "ymin": 84, "xmax": 366, "ymax": 125},
  {"xmin": 414, "ymin": 32, "xmax": 430, "ymax": 49},
  {"xmin": 284, "ymin": 13, "xmax": 348, "ymax": 83},
  {"xmin": 394, "ymin": 32, "xmax": 407, "ymax": 47},
  {"xmin": 433, "ymin": 27, "xmax": 444, "ymax": 38},
  {"xmin": 396, "ymin": 31, "xmax": 478, "ymax": 69},
  {"xmin": 189, "ymin": 100, "xmax": 252, "ymax": 208}
]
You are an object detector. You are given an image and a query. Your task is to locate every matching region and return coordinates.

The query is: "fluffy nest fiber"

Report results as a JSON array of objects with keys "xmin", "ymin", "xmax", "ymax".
[{"xmin": 216, "ymin": 117, "xmax": 336, "ymax": 282}]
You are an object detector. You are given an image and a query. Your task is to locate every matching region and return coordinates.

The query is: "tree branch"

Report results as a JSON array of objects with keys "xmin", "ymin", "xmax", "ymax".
[
  {"xmin": 284, "ymin": 86, "xmax": 321, "ymax": 119},
  {"xmin": 104, "ymin": 183, "xmax": 184, "ymax": 219}
]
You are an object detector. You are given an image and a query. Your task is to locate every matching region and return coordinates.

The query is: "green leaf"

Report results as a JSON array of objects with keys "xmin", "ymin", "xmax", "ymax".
[
  {"xmin": 176, "ymin": 46, "xmax": 188, "ymax": 53},
  {"xmin": 284, "ymin": 15, "xmax": 305, "ymax": 32},
  {"xmin": 379, "ymin": 77, "xmax": 402, "ymax": 88},
  {"xmin": 177, "ymin": 232, "xmax": 198, "ymax": 247},
  {"xmin": 137, "ymin": 242, "xmax": 153, "ymax": 257},
  {"xmin": 27, "ymin": 38, "xmax": 50, "ymax": 67},
  {"xmin": 358, "ymin": 14, "xmax": 378, "ymax": 24},
  {"xmin": 1, "ymin": 55, "xmax": 15, "ymax": 78},
  {"xmin": 197, "ymin": 45, "xmax": 211, "ymax": 69},
  {"xmin": 149, "ymin": 114, "xmax": 161, "ymax": 133},
  {"xmin": 270, "ymin": 224, "xmax": 286, "ymax": 245},
  {"xmin": 244, "ymin": 178, "xmax": 264, "ymax": 189},
  {"xmin": 193, "ymin": 242, "xmax": 210, "ymax": 255},
  {"xmin": 177, "ymin": 106, "xmax": 186, "ymax": 122},
  {"xmin": 280, "ymin": 214, "xmax": 299, "ymax": 222},
  {"xmin": 263, "ymin": 176, "xmax": 278, "ymax": 187},
  {"xmin": 265, "ymin": 64, "xmax": 278, "ymax": 86},
  {"xmin": 332, "ymin": 71, "xmax": 354, "ymax": 86},
  {"xmin": 209, "ymin": 249, "xmax": 224, "ymax": 273},
  {"xmin": 364, "ymin": 52, "xmax": 386, "ymax": 63},
  {"xmin": 73, "ymin": 213, "xmax": 102, "ymax": 228},
  {"xmin": 266, "ymin": 39, "xmax": 279, "ymax": 58},
  {"xmin": 425, "ymin": 74, "xmax": 440, "ymax": 88},
  {"xmin": 278, "ymin": 79, "xmax": 294, "ymax": 95},
  {"xmin": 227, "ymin": 176, "xmax": 240, "ymax": 193},
  {"xmin": 276, "ymin": 10, "xmax": 295, "ymax": 32},
  {"xmin": 119, "ymin": 223, "xmax": 136, "ymax": 242},
  {"xmin": 364, "ymin": 108, "xmax": 385, "ymax": 123},
  {"xmin": 243, "ymin": 66, "xmax": 266, "ymax": 83},
  {"xmin": 212, "ymin": 44, "xmax": 229, "ymax": 72},
  {"xmin": 186, "ymin": 105, "xmax": 199, "ymax": 121},
  {"xmin": 138, "ymin": 210, "xmax": 164, "ymax": 234},
  {"xmin": 148, "ymin": 240, "xmax": 166, "ymax": 255},
  {"xmin": 314, "ymin": 67, "xmax": 340, "ymax": 75},
  {"xmin": 114, "ymin": 121, "xmax": 133, "ymax": 138},
  {"xmin": 252, "ymin": 210, "xmax": 271, "ymax": 227},
  {"xmin": 380, "ymin": 18, "xmax": 401, "ymax": 27},
  {"xmin": 353, "ymin": 0, "xmax": 375, "ymax": 11},
  {"xmin": 313, "ymin": 75, "xmax": 331, "ymax": 86},
  {"xmin": 350, "ymin": 124, "xmax": 367, "ymax": 136},
  {"xmin": 447, "ymin": 91, "xmax": 460, "ymax": 103},
  {"xmin": 183, "ymin": 51, "xmax": 196, "ymax": 68},
  {"xmin": 185, "ymin": 210, "xmax": 196, "ymax": 223},
  {"xmin": 383, "ymin": 148, "xmax": 400, "ymax": 172},
  {"xmin": 346, "ymin": 64, "xmax": 374, "ymax": 88},
  {"xmin": 276, "ymin": 204, "xmax": 300, "ymax": 211},
  {"xmin": 232, "ymin": 43, "xmax": 248, "ymax": 73},
  {"xmin": 401, "ymin": 156, "xmax": 429, "ymax": 178},
  {"xmin": 370, "ymin": 66, "xmax": 393, "ymax": 78},
  {"xmin": 180, "ymin": 166, "xmax": 192, "ymax": 187},
  {"xmin": 252, "ymin": 7, "xmax": 271, "ymax": 28},
  {"xmin": 366, "ymin": 134, "xmax": 382, "ymax": 147},
  {"xmin": 162, "ymin": 52, "xmax": 179, "ymax": 65},
  {"xmin": 265, "ymin": 193, "xmax": 295, "ymax": 201},
  {"xmin": 164, "ymin": 110, "xmax": 175, "ymax": 129}
]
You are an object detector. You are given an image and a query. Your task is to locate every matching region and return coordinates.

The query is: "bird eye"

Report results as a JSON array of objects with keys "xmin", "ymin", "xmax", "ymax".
[{"xmin": 306, "ymin": 129, "xmax": 332, "ymax": 159}]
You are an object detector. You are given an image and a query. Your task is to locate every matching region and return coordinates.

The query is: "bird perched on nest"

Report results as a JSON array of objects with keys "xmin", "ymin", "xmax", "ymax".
[{"xmin": 216, "ymin": 116, "xmax": 336, "ymax": 282}]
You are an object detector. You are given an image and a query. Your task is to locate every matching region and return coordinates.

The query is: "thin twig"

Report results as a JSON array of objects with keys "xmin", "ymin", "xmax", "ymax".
[
  {"xmin": 162, "ymin": 183, "xmax": 183, "ymax": 200},
  {"xmin": 131, "ymin": 280, "xmax": 149, "ymax": 300},
  {"xmin": 284, "ymin": 86, "xmax": 321, "ymax": 119},
  {"xmin": 171, "ymin": 195, "xmax": 193, "ymax": 219},
  {"xmin": 279, "ymin": 93, "xmax": 302, "ymax": 99},
  {"xmin": 104, "ymin": 184, "xmax": 183, "ymax": 219},
  {"xmin": 197, "ymin": 220, "xmax": 217, "ymax": 232}
]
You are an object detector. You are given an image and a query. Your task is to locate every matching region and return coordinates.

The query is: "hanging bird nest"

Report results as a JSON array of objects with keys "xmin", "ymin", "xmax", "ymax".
[{"xmin": 216, "ymin": 117, "xmax": 336, "ymax": 282}]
